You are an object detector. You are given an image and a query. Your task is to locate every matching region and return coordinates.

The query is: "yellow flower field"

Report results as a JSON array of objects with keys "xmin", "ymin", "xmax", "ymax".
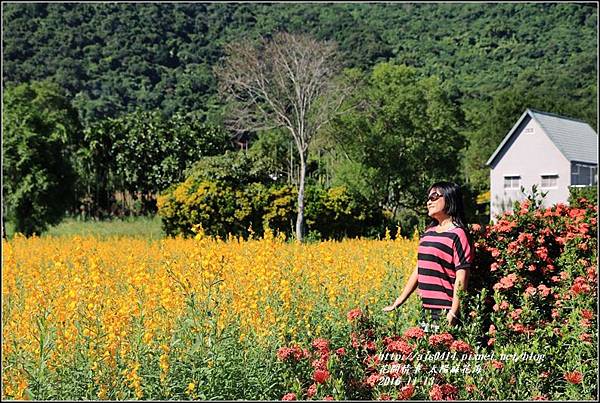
[{"xmin": 2, "ymin": 229, "xmax": 417, "ymax": 400}]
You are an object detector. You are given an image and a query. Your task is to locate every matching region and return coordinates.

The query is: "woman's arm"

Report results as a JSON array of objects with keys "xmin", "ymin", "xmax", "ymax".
[
  {"xmin": 382, "ymin": 264, "xmax": 419, "ymax": 312},
  {"xmin": 447, "ymin": 268, "xmax": 469, "ymax": 324}
]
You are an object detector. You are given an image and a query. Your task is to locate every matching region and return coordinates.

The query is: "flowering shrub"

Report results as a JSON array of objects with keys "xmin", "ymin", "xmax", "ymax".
[{"xmin": 277, "ymin": 192, "xmax": 597, "ymax": 400}]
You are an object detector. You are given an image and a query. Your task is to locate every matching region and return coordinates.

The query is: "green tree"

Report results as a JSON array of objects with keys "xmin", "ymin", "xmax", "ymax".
[
  {"xmin": 2, "ymin": 81, "xmax": 81, "ymax": 236},
  {"xmin": 215, "ymin": 32, "xmax": 351, "ymax": 242},
  {"xmin": 2, "ymin": 3, "xmax": 595, "ymax": 128},
  {"xmin": 76, "ymin": 109, "xmax": 232, "ymax": 217},
  {"xmin": 328, "ymin": 62, "xmax": 466, "ymax": 218}
]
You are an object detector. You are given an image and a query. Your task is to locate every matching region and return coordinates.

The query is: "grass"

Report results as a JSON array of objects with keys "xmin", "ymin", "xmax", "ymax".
[{"xmin": 4, "ymin": 215, "xmax": 164, "ymax": 240}]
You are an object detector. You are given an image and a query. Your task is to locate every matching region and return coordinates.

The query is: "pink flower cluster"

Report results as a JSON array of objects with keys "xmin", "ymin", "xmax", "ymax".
[{"xmin": 277, "ymin": 345, "xmax": 309, "ymax": 362}]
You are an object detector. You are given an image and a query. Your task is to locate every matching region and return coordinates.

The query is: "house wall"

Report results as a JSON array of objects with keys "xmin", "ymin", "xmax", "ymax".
[{"xmin": 489, "ymin": 116, "xmax": 571, "ymax": 221}]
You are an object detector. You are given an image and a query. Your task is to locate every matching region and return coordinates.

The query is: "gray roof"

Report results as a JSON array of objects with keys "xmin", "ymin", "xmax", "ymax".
[{"xmin": 486, "ymin": 109, "xmax": 598, "ymax": 166}]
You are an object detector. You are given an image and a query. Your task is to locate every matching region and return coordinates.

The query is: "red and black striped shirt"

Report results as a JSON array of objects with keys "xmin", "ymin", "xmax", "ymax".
[{"xmin": 417, "ymin": 225, "xmax": 473, "ymax": 310}]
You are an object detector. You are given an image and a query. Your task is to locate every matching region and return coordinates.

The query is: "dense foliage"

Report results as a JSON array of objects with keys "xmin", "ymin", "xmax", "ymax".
[
  {"xmin": 2, "ymin": 2, "xmax": 597, "ymax": 233},
  {"xmin": 275, "ymin": 194, "xmax": 597, "ymax": 400},
  {"xmin": 76, "ymin": 110, "xmax": 231, "ymax": 218},
  {"xmin": 3, "ymin": 3, "xmax": 596, "ymax": 126},
  {"xmin": 157, "ymin": 152, "xmax": 387, "ymax": 240},
  {"xmin": 2, "ymin": 81, "xmax": 81, "ymax": 235},
  {"xmin": 327, "ymin": 63, "xmax": 465, "ymax": 214}
]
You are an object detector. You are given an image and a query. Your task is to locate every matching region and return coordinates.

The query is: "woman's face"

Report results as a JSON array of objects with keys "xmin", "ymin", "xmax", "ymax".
[{"xmin": 426, "ymin": 188, "xmax": 446, "ymax": 218}]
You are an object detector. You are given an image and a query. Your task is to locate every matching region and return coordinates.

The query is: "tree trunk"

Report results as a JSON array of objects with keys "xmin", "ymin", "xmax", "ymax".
[{"xmin": 296, "ymin": 151, "xmax": 307, "ymax": 242}]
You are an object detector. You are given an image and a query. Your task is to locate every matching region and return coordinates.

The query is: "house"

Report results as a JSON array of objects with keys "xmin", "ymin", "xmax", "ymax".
[{"xmin": 486, "ymin": 109, "xmax": 598, "ymax": 220}]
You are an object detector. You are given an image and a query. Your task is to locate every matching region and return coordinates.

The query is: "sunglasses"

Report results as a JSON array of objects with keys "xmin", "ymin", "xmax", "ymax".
[{"xmin": 427, "ymin": 192, "xmax": 443, "ymax": 203}]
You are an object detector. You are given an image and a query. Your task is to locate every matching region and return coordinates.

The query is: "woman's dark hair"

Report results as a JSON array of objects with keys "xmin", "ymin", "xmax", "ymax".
[{"xmin": 426, "ymin": 181, "xmax": 468, "ymax": 230}]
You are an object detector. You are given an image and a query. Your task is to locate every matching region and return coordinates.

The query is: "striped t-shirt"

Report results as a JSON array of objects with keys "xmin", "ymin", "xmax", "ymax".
[{"xmin": 417, "ymin": 225, "xmax": 473, "ymax": 310}]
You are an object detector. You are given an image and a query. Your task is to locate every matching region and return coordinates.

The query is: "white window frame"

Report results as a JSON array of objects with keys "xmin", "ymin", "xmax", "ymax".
[
  {"xmin": 504, "ymin": 175, "xmax": 521, "ymax": 190},
  {"xmin": 571, "ymin": 162, "xmax": 598, "ymax": 187},
  {"xmin": 540, "ymin": 174, "xmax": 559, "ymax": 189}
]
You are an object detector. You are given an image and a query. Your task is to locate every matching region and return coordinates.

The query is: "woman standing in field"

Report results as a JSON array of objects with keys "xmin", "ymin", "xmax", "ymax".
[{"xmin": 383, "ymin": 182, "xmax": 473, "ymax": 332}]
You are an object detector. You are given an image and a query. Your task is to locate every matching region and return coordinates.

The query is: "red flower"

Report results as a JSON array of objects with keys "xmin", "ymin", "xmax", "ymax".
[
  {"xmin": 429, "ymin": 384, "xmax": 443, "ymax": 400},
  {"xmin": 555, "ymin": 203, "xmax": 568, "ymax": 215},
  {"xmin": 579, "ymin": 333, "xmax": 592, "ymax": 343},
  {"xmin": 569, "ymin": 208, "xmax": 585, "ymax": 219},
  {"xmin": 428, "ymin": 332, "xmax": 454, "ymax": 348},
  {"xmin": 312, "ymin": 338, "xmax": 330, "ymax": 354},
  {"xmin": 350, "ymin": 332, "xmax": 359, "ymax": 348},
  {"xmin": 378, "ymin": 394, "xmax": 392, "ymax": 401},
  {"xmin": 487, "ymin": 338, "xmax": 496, "ymax": 346},
  {"xmin": 364, "ymin": 340, "xmax": 377, "ymax": 351},
  {"xmin": 533, "ymin": 395, "xmax": 548, "ymax": 400},
  {"xmin": 277, "ymin": 345, "xmax": 308, "ymax": 361},
  {"xmin": 564, "ymin": 371, "xmax": 583, "ymax": 384},
  {"xmin": 450, "ymin": 340, "xmax": 473, "ymax": 354},
  {"xmin": 282, "ymin": 392, "xmax": 296, "ymax": 400},
  {"xmin": 347, "ymin": 308, "xmax": 363, "ymax": 322},
  {"xmin": 312, "ymin": 357, "xmax": 328, "ymax": 371},
  {"xmin": 507, "ymin": 241, "xmax": 519, "ymax": 253},
  {"xmin": 387, "ymin": 340, "xmax": 413, "ymax": 355},
  {"xmin": 578, "ymin": 223, "xmax": 590, "ymax": 234},
  {"xmin": 491, "ymin": 360, "xmax": 504, "ymax": 369},
  {"xmin": 493, "ymin": 300, "xmax": 510, "ymax": 312},
  {"xmin": 403, "ymin": 326, "xmax": 425, "ymax": 339},
  {"xmin": 399, "ymin": 384, "xmax": 415, "ymax": 399},
  {"xmin": 570, "ymin": 277, "xmax": 591, "ymax": 295},
  {"xmin": 509, "ymin": 309, "xmax": 523, "ymax": 320},
  {"xmin": 534, "ymin": 246, "xmax": 548, "ymax": 260},
  {"xmin": 495, "ymin": 219, "xmax": 517, "ymax": 233},
  {"xmin": 365, "ymin": 373, "xmax": 381, "ymax": 388},
  {"xmin": 517, "ymin": 232, "xmax": 533, "ymax": 245},
  {"xmin": 494, "ymin": 273, "xmax": 518, "ymax": 291},
  {"xmin": 335, "ymin": 347, "xmax": 346, "ymax": 356},
  {"xmin": 441, "ymin": 384, "xmax": 458, "ymax": 399},
  {"xmin": 581, "ymin": 309, "xmax": 593, "ymax": 320},
  {"xmin": 323, "ymin": 396, "xmax": 334, "ymax": 401},
  {"xmin": 586, "ymin": 267, "xmax": 597, "ymax": 282},
  {"xmin": 466, "ymin": 384, "xmax": 476, "ymax": 393},
  {"xmin": 306, "ymin": 383, "xmax": 317, "ymax": 398},
  {"xmin": 277, "ymin": 346, "xmax": 290, "ymax": 361},
  {"xmin": 313, "ymin": 369, "xmax": 330, "ymax": 384},
  {"xmin": 538, "ymin": 284, "xmax": 552, "ymax": 297}
]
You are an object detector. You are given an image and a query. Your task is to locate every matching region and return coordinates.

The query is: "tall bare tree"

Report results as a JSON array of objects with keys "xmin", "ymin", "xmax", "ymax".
[{"xmin": 215, "ymin": 32, "xmax": 349, "ymax": 242}]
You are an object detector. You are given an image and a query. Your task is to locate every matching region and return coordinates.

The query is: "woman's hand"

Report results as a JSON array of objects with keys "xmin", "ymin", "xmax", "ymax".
[
  {"xmin": 446, "ymin": 310, "xmax": 458, "ymax": 326},
  {"xmin": 382, "ymin": 303, "xmax": 398, "ymax": 312}
]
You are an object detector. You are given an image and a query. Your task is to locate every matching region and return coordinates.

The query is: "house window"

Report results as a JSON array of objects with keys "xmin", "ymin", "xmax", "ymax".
[
  {"xmin": 541, "ymin": 174, "xmax": 558, "ymax": 188},
  {"xmin": 571, "ymin": 162, "xmax": 598, "ymax": 186},
  {"xmin": 504, "ymin": 175, "xmax": 521, "ymax": 189}
]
